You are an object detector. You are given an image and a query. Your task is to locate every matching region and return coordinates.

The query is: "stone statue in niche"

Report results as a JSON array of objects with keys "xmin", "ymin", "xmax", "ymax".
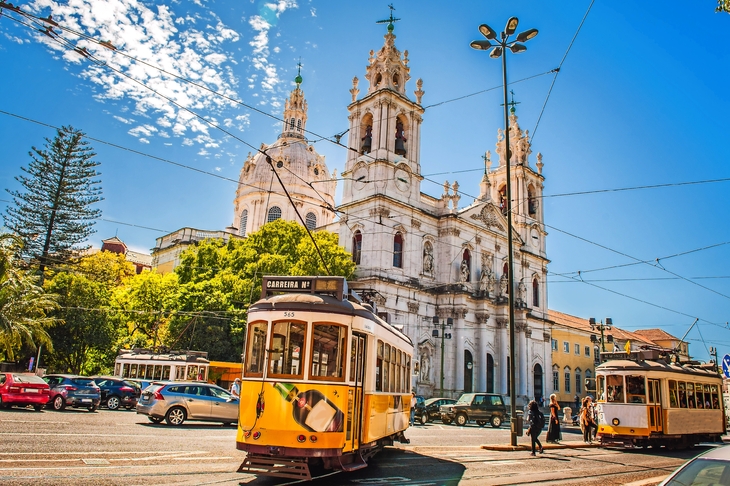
[
  {"xmin": 500, "ymin": 273, "xmax": 508, "ymax": 296},
  {"xmin": 361, "ymin": 125, "xmax": 372, "ymax": 154},
  {"xmin": 423, "ymin": 245, "xmax": 434, "ymax": 274},
  {"xmin": 480, "ymin": 266, "xmax": 494, "ymax": 296},
  {"xmin": 394, "ymin": 120, "xmax": 407, "ymax": 156},
  {"xmin": 460, "ymin": 260, "xmax": 470, "ymax": 282},
  {"xmin": 517, "ymin": 280, "xmax": 527, "ymax": 303},
  {"xmin": 420, "ymin": 354, "xmax": 430, "ymax": 382}
]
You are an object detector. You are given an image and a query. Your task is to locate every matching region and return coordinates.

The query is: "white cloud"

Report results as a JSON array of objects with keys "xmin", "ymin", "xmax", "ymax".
[
  {"xmin": 139, "ymin": 138, "xmax": 150, "ymax": 144},
  {"xmin": 114, "ymin": 115, "xmax": 133, "ymax": 124}
]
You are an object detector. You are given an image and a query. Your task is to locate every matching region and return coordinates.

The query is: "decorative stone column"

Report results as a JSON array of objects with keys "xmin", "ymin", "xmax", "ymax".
[
  {"xmin": 497, "ymin": 318, "xmax": 509, "ymax": 395},
  {"xmin": 455, "ymin": 322, "xmax": 464, "ymax": 393},
  {"xmin": 475, "ymin": 312, "xmax": 490, "ymax": 393},
  {"xmin": 517, "ymin": 322, "xmax": 528, "ymax": 400}
]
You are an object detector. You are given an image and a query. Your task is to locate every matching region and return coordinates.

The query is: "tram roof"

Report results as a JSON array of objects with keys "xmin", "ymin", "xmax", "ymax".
[{"xmin": 596, "ymin": 358, "xmax": 720, "ymax": 379}]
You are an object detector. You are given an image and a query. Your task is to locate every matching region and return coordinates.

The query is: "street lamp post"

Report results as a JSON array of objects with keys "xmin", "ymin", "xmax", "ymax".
[
  {"xmin": 589, "ymin": 317, "xmax": 613, "ymax": 353},
  {"xmin": 470, "ymin": 17, "xmax": 537, "ymax": 448},
  {"xmin": 432, "ymin": 316, "xmax": 453, "ymax": 397}
]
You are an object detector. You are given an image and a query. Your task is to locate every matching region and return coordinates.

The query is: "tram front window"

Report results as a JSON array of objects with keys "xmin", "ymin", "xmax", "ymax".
[
  {"xmin": 245, "ymin": 322, "xmax": 267, "ymax": 376},
  {"xmin": 269, "ymin": 321, "xmax": 306, "ymax": 378},
  {"xmin": 626, "ymin": 375, "xmax": 646, "ymax": 403},
  {"xmin": 310, "ymin": 324, "xmax": 346, "ymax": 380},
  {"xmin": 597, "ymin": 376, "xmax": 605, "ymax": 401},
  {"xmin": 606, "ymin": 375, "xmax": 624, "ymax": 403}
]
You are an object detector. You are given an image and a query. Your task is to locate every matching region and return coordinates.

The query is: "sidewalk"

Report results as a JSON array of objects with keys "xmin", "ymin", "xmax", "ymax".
[{"xmin": 481, "ymin": 439, "xmax": 602, "ymax": 452}]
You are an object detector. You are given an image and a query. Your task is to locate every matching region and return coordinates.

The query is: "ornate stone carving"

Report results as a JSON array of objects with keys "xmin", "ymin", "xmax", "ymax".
[
  {"xmin": 407, "ymin": 302, "xmax": 419, "ymax": 314},
  {"xmin": 470, "ymin": 205, "xmax": 505, "ymax": 231},
  {"xmin": 543, "ymin": 332, "xmax": 551, "ymax": 343},
  {"xmin": 460, "ymin": 259, "xmax": 470, "ymax": 282},
  {"xmin": 414, "ymin": 78, "xmax": 425, "ymax": 104},
  {"xmin": 525, "ymin": 329, "xmax": 533, "ymax": 338},
  {"xmin": 495, "ymin": 319, "xmax": 508, "ymax": 329},
  {"xmin": 475, "ymin": 312, "xmax": 490, "ymax": 324},
  {"xmin": 438, "ymin": 228, "xmax": 460, "ymax": 237},
  {"xmin": 350, "ymin": 76, "xmax": 359, "ymax": 103},
  {"xmin": 411, "ymin": 218, "xmax": 422, "ymax": 230},
  {"xmin": 368, "ymin": 207, "xmax": 391, "ymax": 218},
  {"xmin": 475, "ymin": 236, "xmax": 482, "ymax": 245}
]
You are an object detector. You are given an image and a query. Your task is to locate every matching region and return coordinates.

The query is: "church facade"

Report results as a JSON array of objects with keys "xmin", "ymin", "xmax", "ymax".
[{"xmin": 231, "ymin": 25, "xmax": 551, "ymax": 404}]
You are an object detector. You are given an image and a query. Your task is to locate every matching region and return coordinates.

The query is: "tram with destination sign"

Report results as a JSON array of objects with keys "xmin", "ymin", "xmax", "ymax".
[
  {"xmin": 236, "ymin": 276, "xmax": 413, "ymax": 480},
  {"xmin": 595, "ymin": 350, "xmax": 726, "ymax": 449}
]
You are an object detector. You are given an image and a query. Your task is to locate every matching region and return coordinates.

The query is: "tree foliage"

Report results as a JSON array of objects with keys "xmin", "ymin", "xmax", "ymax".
[
  {"xmin": 3, "ymin": 126, "xmax": 102, "ymax": 279},
  {"xmin": 0, "ymin": 234, "xmax": 57, "ymax": 361},
  {"xmin": 718, "ymin": 0, "xmax": 730, "ymax": 13}
]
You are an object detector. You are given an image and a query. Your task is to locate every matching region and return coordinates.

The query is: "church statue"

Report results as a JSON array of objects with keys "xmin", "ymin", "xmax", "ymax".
[
  {"xmin": 517, "ymin": 280, "xmax": 527, "ymax": 303},
  {"xmin": 394, "ymin": 120, "xmax": 407, "ymax": 156},
  {"xmin": 420, "ymin": 354, "xmax": 430, "ymax": 382},
  {"xmin": 361, "ymin": 125, "xmax": 372, "ymax": 154},
  {"xmin": 499, "ymin": 273, "xmax": 508, "ymax": 296},
  {"xmin": 423, "ymin": 245, "xmax": 434, "ymax": 274},
  {"xmin": 460, "ymin": 260, "xmax": 470, "ymax": 282},
  {"xmin": 480, "ymin": 266, "xmax": 494, "ymax": 296}
]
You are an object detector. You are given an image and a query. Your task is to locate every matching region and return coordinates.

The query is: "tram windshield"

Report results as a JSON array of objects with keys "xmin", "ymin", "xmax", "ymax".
[
  {"xmin": 606, "ymin": 375, "xmax": 624, "ymax": 403},
  {"xmin": 269, "ymin": 321, "xmax": 306, "ymax": 378},
  {"xmin": 626, "ymin": 375, "xmax": 646, "ymax": 403},
  {"xmin": 310, "ymin": 324, "xmax": 346, "ymax": 381}
]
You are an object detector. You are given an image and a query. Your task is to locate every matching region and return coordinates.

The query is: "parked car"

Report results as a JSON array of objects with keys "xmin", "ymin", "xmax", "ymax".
[
  {"xmin": 124, "ymin": 378, "xmax": 154, "ymax": 397},
  {"xmin": 42, "ymin": 374, "xmax": 101, "ymax": 412},
  {"xmin": 91, "ymin": 376, "xmax": 138, "ymax": 410},
  {"xmin": 440, "ymin": 393, "xmax": 508, "ymax": 428},
  {"xmin": 0, "ymin": 373, "xmax": 50, "ymax": 411},
  {"xmin": 658, "ymin": 443, "xmax": 730, "ymax": 485},
  {"xmin": 136, "ymin": 381, "xmax": 238, "ymax": 426},
  {"xmin": 416, "ymin": 397, "xmax": 457, "ymax": 424}
]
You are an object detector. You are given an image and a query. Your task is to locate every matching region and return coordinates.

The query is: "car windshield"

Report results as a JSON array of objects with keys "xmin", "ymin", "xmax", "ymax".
[
  {"xmin": 12, "ymin": 374, "xmax": 46, "ymax": 384},
  {"xmin": 664, "ymin": 458, "xmax": 730, "ymax": 485},
  {"xmin": 72, "ymin": 378, "xmax": 96, "ymax": 386},
  {"xmin": 456, "ymin": 394, "xmax": 475, "ymax": 405}
]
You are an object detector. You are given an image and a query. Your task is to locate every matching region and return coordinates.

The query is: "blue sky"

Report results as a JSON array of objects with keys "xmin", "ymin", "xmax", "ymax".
[{"xmin": 1, "ymin": 1, "xmax": 729, "ymax": 364}]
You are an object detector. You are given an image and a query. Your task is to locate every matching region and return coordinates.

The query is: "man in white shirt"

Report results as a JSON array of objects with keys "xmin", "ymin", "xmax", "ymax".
[{"xmin": 230, "ymin": 378, "xmax": 241, "ymax": 398}]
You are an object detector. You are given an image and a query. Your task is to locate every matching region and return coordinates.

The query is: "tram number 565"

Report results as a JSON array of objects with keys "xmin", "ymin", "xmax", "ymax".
[{"xmin": 284, "ymin": 312, "xmax": 295, "ymax": 318}]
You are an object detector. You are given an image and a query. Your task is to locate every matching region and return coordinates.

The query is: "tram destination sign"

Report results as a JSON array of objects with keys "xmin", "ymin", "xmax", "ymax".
[{"xmin": 262, "ymin": 276, "xmax": 346, "ymax": 300}]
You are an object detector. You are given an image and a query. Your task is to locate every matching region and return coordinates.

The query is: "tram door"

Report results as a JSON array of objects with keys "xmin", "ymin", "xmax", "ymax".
[
  {"xmin": 648, "ymin": 379, "xmax": 663, "ymax": 433},
  {"xmin": 349, "ymin": 334, "xmax": 366, "ymax": 451}
]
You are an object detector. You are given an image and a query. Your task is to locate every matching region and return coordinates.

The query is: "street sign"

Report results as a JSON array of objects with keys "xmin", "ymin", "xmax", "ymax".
[{"xmin": 722, "ymin": 354, "xmax": 730, "ymax": 378}]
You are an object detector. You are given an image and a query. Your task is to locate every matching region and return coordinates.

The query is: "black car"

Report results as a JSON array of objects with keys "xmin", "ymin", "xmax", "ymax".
[
  {"xmin": 440, "ymin": 393, "xmax": 509, "ymax": 427},
  {"xmin": 415, "ymin": 397, "xmax": 457, "ymax": 424},
  {"xmin": 91, "ymin": 376, "xmax": 138, "ymax": 410}
]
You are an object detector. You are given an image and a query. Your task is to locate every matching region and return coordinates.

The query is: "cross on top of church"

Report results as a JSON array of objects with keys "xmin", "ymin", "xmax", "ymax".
[
  {"xmin": 376, "ymin": 4, "xmax": 401, "ymax": 32},
  {"xmin": 507, "ymin": 90, "xmax": 520, "ymax": 114},
  {"xmin": 295, "ymin": 58, "xmax": 303, "ymax": 85}
]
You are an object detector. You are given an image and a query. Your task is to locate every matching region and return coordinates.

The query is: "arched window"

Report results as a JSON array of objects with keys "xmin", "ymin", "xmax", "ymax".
[
  {"xmin": 239, "ymin": 209, "xmax": 248, "ymax": 237},
  {"xmin": 528, "ymin": 185, "xmax": 537, "ymax": 216},
  {"xmin": 552, "ymin": 365, "xmax": 559, "ymax": 392},
  {"xmin": 564, "ymin": 366, "xmax": 571, "ymax": 393},
  {"xmin": 297, "ymin": 119, "xmax": 302, "ymax": 132},
  {"xmin": 533, "ymin": 363, "xmax": 543, "ymax": 401},
  {"xmin": 486, "ymin": 353, "xmax": 494, "ymax": 393},
  {"xmin": 532, "ymin": 277, "xmax": 540, "ymax": 307},
  {"xmin": 575, "ymin": 368, "xmax": 582, "ymax": 394},
  {"xmin": 352, "ymin": 230, "xmax": 362, "ymax": 265},
  {"xmin": 422, "ymin": 241, "xmax": 434, "ymax": 274},
  {"xmin": 503, "ymin": 262, "xmax": 510, "ymax": 295},
  {"xmin": 305, "ymin": 212, "xmax": 317, "ymax": 231},
  {"xmin": 267, "ymin": 206, "xmax": 282, "ymax": 223},
  {"xmin": 393, "ymin": 232, "xmax": 403, "ymax": 268}
]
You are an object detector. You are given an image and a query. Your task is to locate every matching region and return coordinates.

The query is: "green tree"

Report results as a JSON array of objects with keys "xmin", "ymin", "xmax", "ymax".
[
  {"xmin": 44, "ymin": 251, "xmax": 133, "ymax": 374},
  {"xmin": 0, "ymin": 234, "xmax": 57, "ymax": 361},
  {"xmin": 3, "ymin": 126, "xmax": 102, "ymax": 281},
  {"xmin": 718, "ymin": 0, "xmax": 730, "ymax": 13}
]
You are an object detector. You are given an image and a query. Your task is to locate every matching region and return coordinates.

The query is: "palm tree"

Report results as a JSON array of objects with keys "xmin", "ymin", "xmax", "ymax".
[{"xmin": 0, "ymin": 234, "xmax": 57, "ymax": 361}]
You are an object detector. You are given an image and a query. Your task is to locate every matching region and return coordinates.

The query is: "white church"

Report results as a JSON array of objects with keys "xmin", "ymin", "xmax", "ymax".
[{"xmin": 230, "ymin": 24, "xmax": 551, "ymax": 404}]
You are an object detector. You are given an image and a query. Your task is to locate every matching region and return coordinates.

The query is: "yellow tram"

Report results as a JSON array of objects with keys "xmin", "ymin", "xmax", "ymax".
[
  {"xmin": 236, "ymin": 276, "xmax": 413, "ymax": 480},
  {"xmin": 595, "ymin": 350, "xmax": 726, "ymax": 449}
]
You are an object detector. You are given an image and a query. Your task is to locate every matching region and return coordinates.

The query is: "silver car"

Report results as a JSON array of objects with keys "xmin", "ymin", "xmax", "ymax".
[
  {"xmin": 658, "ymin": 444, "xmax": 730, "ymax": 485},
  {"xmin": 136, "ymin": 381, "xmax": 238, "ymax": 426}
]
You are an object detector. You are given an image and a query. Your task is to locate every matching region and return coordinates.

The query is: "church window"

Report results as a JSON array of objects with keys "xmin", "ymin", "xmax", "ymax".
[
  {"xmin": 486, "ymin": 353, "xmax": 494, "ymax": 393},
  {"xmin": 375, "ymin": 73, "xmax": 382, "ymax": 87},
  {"xmin": 289, "ymin": 118, "xmax": 295, "ymax": 130},
  {"xmin": 267, "ymin": 206, "xmax": 282, "ymax": 223},
  {"xmin": 352, "ymin": 230, "xmax": 362, "ymax": 264},
  {"xmin": 276, "ymin": 160, "xmax": 283, "ymax": 168},
  {"xmin": 528, "ymin": 186, "xmax": 537, "ymax": 216},
  {"xmin": 297, "ymin": 119, "xmax": 302, "ymax": 132},
  {"xmin": 393, "ymin": 73, "xmax": 399, "ymax": 88},
  {"xmin": 239, "ymin": 209, "xmax": 248, "ymax": 237},
  {"xmin": 564, "ymin": 366, "xmax": 571, "ymax": 393},
  {"xmin": 314, "ymin": 167, "xmax": 319, "ymax": 176},
  {"xmin": 393, "ymin": 233, "xmax": 403, "ymax": 268},
  {"xmin": 532, "ymin": 277, "xmax": 540, "ymax": 307},
  {"xmin": 305, "ymin": 212, "xmax": 317, "ymax": 231}
]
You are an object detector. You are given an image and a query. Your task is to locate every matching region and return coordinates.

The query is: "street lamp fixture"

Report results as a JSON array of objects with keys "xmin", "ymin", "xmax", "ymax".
[
  {"xmin": 432, "ymin": 316, "xmax": 453, "ymax": 398},
  {"xmin": 471, "ymin": 17, "xmax": 537, "ymax": 448},
  {"xmin": 589, "ymin": 317, "xmax": 613, "ymax": 353}
]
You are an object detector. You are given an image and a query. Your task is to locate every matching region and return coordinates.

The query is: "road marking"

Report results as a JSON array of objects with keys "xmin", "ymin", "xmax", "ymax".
[
  {"xmin": 0, "ymin": 450, "xmax": 204, "ymax": 456},
  {"xmin": 0, "ymin": 419, "xmax": 69, "ymax": 424},
  {"xmin": 82, "ymin": 458, "xmax": 110, "ymax": 465}
]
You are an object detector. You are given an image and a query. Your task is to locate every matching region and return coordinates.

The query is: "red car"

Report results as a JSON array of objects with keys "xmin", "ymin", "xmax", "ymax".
[{"xmin": 0, "ymin": 373, "xmax": 51, "ymax": 411}]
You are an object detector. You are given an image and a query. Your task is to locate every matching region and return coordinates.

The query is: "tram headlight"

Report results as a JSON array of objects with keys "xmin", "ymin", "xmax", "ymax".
[
  {"xmin": 297, "ymin": 434, "xmax": 307, "ymax": 443},
  {"xmin": 612, "ymin": 418, "xmax": 620, "ymax": 426},
  {"xmin": 252, "ymin": 431, "xmax": 261, "ymax": 440}
]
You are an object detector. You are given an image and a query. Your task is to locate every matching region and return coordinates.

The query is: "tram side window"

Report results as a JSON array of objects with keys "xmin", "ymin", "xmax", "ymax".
[
  {"xmin": 383, "ymin": 344, "xmax": 391, "ymax": 393},
  {"xmin": 606, "ymin": 375, "xmax": 624, "ymax": 403},
  {"xmin": 350, "ymin": 337, "xmax": 357, "ymax": 382},
  {"xmin": 269, "ymin": 321, "xmax": 306, "ymax": 378},
  {"xmin": 376, "ymin": 341, "xmax": 383, "ymax": 392},
  {"xmin": 668, "ymin": 380, "xmax": 678, "ymax": 408},
  {"xmin": 695, "ymin": 383, "xmax": 705, "ymax": 409},
  {"xmin": 174, "ymin": 365, "xmax": 185, "ymax": 381},
  {"xmin": 310, "ymin": 323, "xmax": 346, "ymax": 381},
  {"xmin": 626, "ymin": 375, "xmax": 646, "ymax": 403},
  {"xmin": 711, "ymin": 385, "xmax": 720, "ymax": 409},
  {"xmin": 597, "ymin": 376, "xmax": 605, "ymax": 401},
  {"xmin": 687, "ymin": 382, "xmax": 697, "ymax": 408},
  {"xmin": 244, "ymin": 322, "xmax": 267, "ymax": 376},
  {"xmin": 122, "ymin": 363, "xmax": 130, "ymax": 378},
  {"xmin": 130, "ymin": 364, "xmax": 138, "ymax": 379},
  {"xmin": 678, "ymin": 382, "xmax": 688, "ymax": 408},
  {"xmin": 406, "ymin": 355, "xmax": 411, "ymax": 392}
]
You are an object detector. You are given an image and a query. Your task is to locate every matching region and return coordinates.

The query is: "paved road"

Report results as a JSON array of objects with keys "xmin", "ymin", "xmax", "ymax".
[{"xmin": 0, "ymin": 407, "xmax": 709, "ymax": 485}]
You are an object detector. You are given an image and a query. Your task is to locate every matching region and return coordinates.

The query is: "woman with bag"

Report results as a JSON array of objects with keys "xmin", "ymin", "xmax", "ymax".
[
  {"xmin": 546, "ymin": 394, "xmax": 561, "ymax": 443},
  {"xmin": 526, "ymin": 400, "xmax": 544, "ymax": 456},
  {"xmin": 580, "ymin": 396, "xmax": 597, "ymax": 444}
]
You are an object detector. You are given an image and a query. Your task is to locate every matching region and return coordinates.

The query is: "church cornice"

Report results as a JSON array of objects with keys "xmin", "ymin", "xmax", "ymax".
[{"xmin": 348, "ymin": 88, "xmax": 424, "ymax": 114}]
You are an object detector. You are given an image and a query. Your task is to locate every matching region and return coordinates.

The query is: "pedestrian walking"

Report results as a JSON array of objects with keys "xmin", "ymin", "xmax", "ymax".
[
  {"xmin": 580, "ymin": 396, "xmax": 597, "ymax": 443},
  {"xmin": 546, "ymin": 394, "xmax": 561, "ymax": 443},
  {"xmin": 526, "ymin": 400, "xmax": 544, "ymax": 456},
  {"xmin": 230, "ymin": 378, "xmax": 241, "ymax": 398},
  {"xmin": 410, "ymin": 391, "xmax": 417, "ymax": 426},
  {"xmin": 574, "ymin": 394, "xmax": 579, "ymax": 411}
]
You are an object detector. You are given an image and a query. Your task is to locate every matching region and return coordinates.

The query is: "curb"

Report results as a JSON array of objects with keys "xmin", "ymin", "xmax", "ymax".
[{"xmin": 481, "ymin": 441, "xmax": 603, "ymax": 451}]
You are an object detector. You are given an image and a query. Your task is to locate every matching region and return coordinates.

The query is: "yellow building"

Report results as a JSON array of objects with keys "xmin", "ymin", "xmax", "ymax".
[{"xmin": 548, "ymin": 311, "xmax": 598, "ymax": 407}]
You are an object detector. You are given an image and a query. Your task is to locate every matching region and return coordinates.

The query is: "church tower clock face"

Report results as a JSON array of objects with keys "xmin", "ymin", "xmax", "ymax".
[
  {"xmin": 353, "ymin": 166, "xmax": 368, "ymax": 190},
  {"xmin": 394, "ymin": 168, "xmax": 410, "ymax": 192}
]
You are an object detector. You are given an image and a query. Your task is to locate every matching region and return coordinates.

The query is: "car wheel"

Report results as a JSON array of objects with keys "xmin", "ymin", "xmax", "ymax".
[
  {"xmin": 106, "ymin": 395, "xmax": 121, "ymax": 410},
  {"xmin": 52, "ymin": 395, "xmax": 65, "ymax": 411},
  {"xmin": 490, "ymin": 415, "xmax": 502, "ymax": 428},
  {"xmin": 455, "ymin": 413, "xmax": 468, "ymax": 426},
  {"xmin": 33, "ymin": 405, "xmax": 43, "ymax": 412},
  {"xmin": 148, "ymin": 416, "xmax": 163, "ymax": 424},
  {"xmin": 476, "ymin": 420, "xmax": 487, "ymax": 427},
  {"xmin": 165, "ymin": 406, "xmax": 186, "ymax": 426},
  {"xmin": 442, "ymin": 418, "xmax": 452, "ymax": 425},
  {"xmin": 420, "ymin": 413, "xmax": 428, "ymax": 425},
  {"xmin": 88, "ymin": 404, "xmax": 98, "ymax": 412}
]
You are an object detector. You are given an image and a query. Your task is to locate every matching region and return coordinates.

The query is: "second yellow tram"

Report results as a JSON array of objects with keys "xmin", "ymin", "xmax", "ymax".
[{"xmin": 236, "ymin": 276, "xmax": 413, "ymax": 479}]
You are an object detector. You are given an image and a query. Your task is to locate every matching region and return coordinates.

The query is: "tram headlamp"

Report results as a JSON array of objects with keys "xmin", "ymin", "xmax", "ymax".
[
  {"xmin": 297, "ymin": 434, "xmax": 307, "ymax": 443},
  {"xmin": 612, "ymin": 418, "xmax": 620, "ymax": 426},
  {"xmin": 252, "ymin": 431, "xmax": 261, "ymax": 440}
]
